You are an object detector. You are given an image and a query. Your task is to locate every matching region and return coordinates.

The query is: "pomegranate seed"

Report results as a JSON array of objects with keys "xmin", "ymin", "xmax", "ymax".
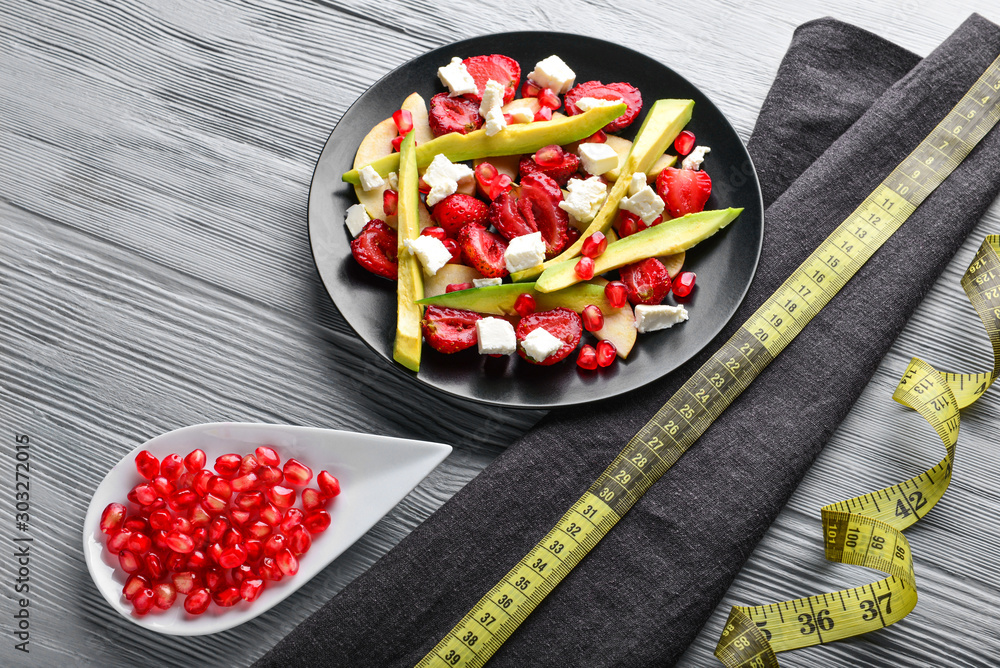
[
  {"xmin": 256, "ymin": 465, "xmax": 283, "ymax": 487},
  {"xmin": 259, "ymin": 503, "xmax": 282, "ymax": 527},
  {"xmin": 132, "ymin": 587, "xmax": 155, "ymax": 615},
  {"xmin": 160, "ymin": 453, "xmax": 184, "ymax": 481},
  {"xmin": 674, "ymin": 130, "xmax": 696, "ymax": 156},
  {"xmin": 617, "ymin": 212, "xmax": 639, "ymax": 237},
  {"xmin": 443, "ymin": 237, "xmax": 462, "ymax": 264},
  {"xmin": 264, "ymin": 533, "xmax": 287, "ymax": 557},
  {"xmin": 596, "ymin": 340, "xmax": 617, "ymax": 367},
  {"xmin": 123, "ymin": 516, "xmax": 147, "ymax": 532},
  {"xmin": 191, "ymin": 527, "xmax": 208, "ymax": 549},
  {"xmin": 101, "ymin": 503, "xmax": 126, "ymax": 535},
  {"xmin": 201, "ymin": 493, "xmax": 226, "ymax": 514},
  {"xmin": 474, "ymin": 162, "xmax": 498, "ymax": 192},
  {"xmin": 165, "ymin": 530, "xmax": 194, "ymax": 554},
  {"xmin": 576, "ymin": 344, "xmax": 599, "ymax": 370},
  {"xmin": 581, "ymin": 231, "xmax": 607, "ymax": 259},
  {"xmin": 245, "ymin": 539, "xmax": 264, "ymax": 561},
  {"xmin": 289, "ymin": 527, "xmax": 312, "ymax": 556},
  {"xmin": 166, "ymin": 550, "xmax": 187, "ymax": 572},
  {"xmin": 175, "ymin": 471, "xmax": 195, "ymax": 489},
  {"xmin": 172, "ymin": 571, "xmax": 200, "ymax": 595},
  {"xmin": 149, "ymin": 509, "xmax": 172, "ymax": 532},
  {"xmin": 267, "ymin": 485, "xmax": 296, "ymax": 509},
  {"xmin": 259, "ymin": 557, "xmax": 283, "ymax": 582},
  {"xmin": 538, "ymin": 88, "xmax": 561, "ymax": 110},
  {"xmin": 223, "ymin": 527, "xmax": 244, "ymax": 549},
  {"xmin": 240, "ymin": 578, "xmax": 265, "ymax": 602},
  {"xmin": 280, "ymin": 508, "xmax": 305, "ymax": 534},
  {"xmin": 317, "ymin": 471, "xmax": 341, "ymax": 499},
  {"xmin": 184, "ymin": 449, "xmax": 207, "ymax": 472},
  {"xmin": 604, "ymin": 281, "xmax": 628, "ymax": 309},
  {"xmin": 135, "ymin": 451, "xmax": 159, "ymax": 480},
  {"xmin": 232, "ymin": 472, "xmax": 259, "ymax": 493},
  {"xmin": 489, "ymin": 173, "xmax": 512, "ymax": 200},
  {"xmin": 215, "ymin": 454, "xmax": 241, "ymax": 477},
  {"xmin": 503, "ymin": 112, "xmax": 516, "ymax": 125},
  {"xmin": 213, "ymin": 586, "xmax": 241, "ymax": 607},
  {"xmin": 119, "ymin": 549, "xmax": 143, "ymax": 574},
  {"xmin": 187, "ymin": 549, "xmax": 209, "ymax": 571},
  {"xmin": 534, "ymin": 144, "xmax": 563, "ymax": 167},
  {"xmin": 208, "ymin": 517, "xmax": 230, "ymax": 544},
  {"xmin": 380, "ymin": 189, "xmax": 398, "ymax": 217},
  {"xmin": 514, "ymin": 292, "xmax": 536, "ymax": 317},
  {"xmin": 172, "ymin": 516, "xmax": 193, "ymax": 535},
  {"xmin": 193, "ymin": 470, "xmax": 213, "ymax": 496},
  {"xmin": 151, "ymin": 476, "xmax": 175, "ymax": 497},
  {"xmin": 420, "ymin": 226, "xmax": 448, "ymax": 242},
  {"xmin": 584, "ymin": 130, "xmax": 608, "ymax": 143},
  {"xmin": 218, "ymin": 544, "xmax": 248, "ymax": 569},
  {"xmin": 522, "ymin": 81, "xmax": 541, "ymax": 97},
  {"xmin": 582, "ymin": 305, "xmax": 605, "ymax": 332},
  {"xmin": 152, "ymin": 530, "xmax": 170, "ymax": 550},
  {"xmin": 534, "ymin": 106, "xmax": 553, "ymax": 122},
  {"xmin": 184, "ymin": 588, "xmax": 211, "ymax": 615},
  {"xmin": 153, "ymin": 582, "xmax": 176, "ymax": 610},
  {"xmin": 204, "ymin": 567, "xmax": 225, "ymax": 592},
  {"xmin": 391, "ymin": 135, "xmax": 404, "ymax": 152},
  {"xmin": 239, "ymin": 454, "xmax": 260, "ymax": 476},
  {"xmin": 255, "ymin": 446, "xmax": 280, "ymax": 467},
  {"xmin": 248, "ymin": 520, "xmax": 272, "ymax": 539},
  {"xmin": 673, "ymin": 271, "xmax": 696, "ymax": 297},
  {"xmin": 127, "ymin": 531, "xmax": 151, "ymax": 554},
  {"xmin": 301, "ymin": 488, "xmax": 326, "ymax": 512},
  {"xmin": 283, "ymin": 459, "xmax": 313, "ymax": 485},
  {"xmin": 233, "ymin": 563, "xmax": 254, "ymax": 585},
  {"xmin": 276, "ymin": 548, "xmax": 299, "ymax": 576},
  {"xmin": 189, "ymin": 506, "xmax": 211, "ymax": 528},
  {"xmin": 145, "ymin": 552, "xmax": 166, "ymax": 580},
  {"xmin": 235, "ymin": 490, "xmax": 265, "ymax": 511},
  {"xmin": 575, "ymin": 257, "xmax": 595, "ymax": 280},
  {"xmin": 123, "ymin": 574, "xmax": 149, "ymax": 601},
  {"xmin": 107, "ymin": 529, "xmax": 132, "ymax": 554},
  {"xmin": 132, "ymin": 483, "xmax": 157, "ymax": 506},
  {"xmin": 168, "ymin": 489, "xmax": 199, "ymax": 511},
  {"xmin": 418, "ymin": 177, "xmax": 431, "ymax": 194},
  {"xmin": 304, "ymin": 510, "xmax": 331, "ymax": 534},
  {"xmin": 445, "ymin": 282, "xmax": 472, "ymax": 293},
  {"xmin": 208, "ymin": 477, "xmax": 233, "ymax": 501},
  {"xmin": 139, "ymin": 499, "xmax": 166, "ymax": 516},
  {"xmin": 229, "ymin": 508, "xmax": 253, "ymax": 526},
  {"xmin": 392, "ymin": 109, "xmax": 413, "ymax": 135}
]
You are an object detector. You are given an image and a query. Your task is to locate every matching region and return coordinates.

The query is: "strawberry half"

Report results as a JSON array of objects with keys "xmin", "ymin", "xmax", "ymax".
[
  {"xmin": 519, "ymin": 172, "xmax": 569, "ymax": 258},
  {"xmin": 518, "ymin": 148, "xmax": 580, "ymax": 187},
  {"xmin": 432, "ymin": 193, "xmax": 489, "ymax": 237},
  {"xmin": 350, "ymin": 219, "xmax": 397, "ymax": 280},
  {"xmin": 515, "ymin": 308, "xmax": 582, "ymax": 365},
  {"xmin": 656, "ymin": 167, "xmax": 712, "ymax": 217},
  {"xmin": 428, "ymin": 93, "xmax": 483, "ymax": 137},
  {"xmin": 620, "ymin": 258, "xmax": 671, "ymax": 305},
  {"xmin": 564, "ymin": 81, "xmax": 643, "ymax": 132},
  {"xmin": 462, "ymin": 54, "xmax": 520, "ymax": 104},
  {"xmin": 488, "ymin": 192, "xmax": 536, "ymax": 241},
  {"xmin": 458, "ymin": 223, "xmax": 509, "ymax": 278},
  {"xmin": 421, "ymin": 306, "xmax": 482, "ymax": 354}
]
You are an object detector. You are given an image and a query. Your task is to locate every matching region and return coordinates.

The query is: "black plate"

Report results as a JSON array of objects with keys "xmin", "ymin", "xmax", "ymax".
[{"xmin": 308, "ymin": 32, "xmax": 763, "ymax": 409}]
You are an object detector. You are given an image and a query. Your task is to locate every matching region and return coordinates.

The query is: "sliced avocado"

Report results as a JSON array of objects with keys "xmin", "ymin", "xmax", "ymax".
[
  {"xmin": 534, "ymin": 208, "xmax": 743, "ymax": 293},
  {"xmin": 343, "ymin": 104, "xmax": 626, "ymax": 184},
  {"xmin": 392, "ymin": 132, "xmax": 424, "ymax": 372},
  {"xmin": 417, "ymin": 282, "xmax": 617, "ymax": 315},
  {"xmin": 511, "ymin": 99, "xmax": 695, "ymax": 282}
]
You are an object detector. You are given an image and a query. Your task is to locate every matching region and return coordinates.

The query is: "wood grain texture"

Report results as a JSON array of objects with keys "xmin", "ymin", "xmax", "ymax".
[{"xmin": 1, "ymin": 0, "xmax": 998, "ymax": 666}]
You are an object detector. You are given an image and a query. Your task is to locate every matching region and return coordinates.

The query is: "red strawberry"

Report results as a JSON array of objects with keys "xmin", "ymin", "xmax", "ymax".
[
  {"xmin": 518, "ymin": 147, "xmax": 580, "ymax": 187},
  {"xmin": 458, "ymin": 223, "xmax": 508, "ymax": 278},
  {"xmin": 432, "ymin": 193, "xmax": 489, "ymax": 237},
  {"xmin": 428, "ymin": 93, "xmax": 483, "ymax": 137},
  {"xmin": 564, "ymin": 81, "xmax": 643, "ymax": 132},
  {"xmin": 515, "ymin": 308, "xmax": 582, "ymax": 365},
  {"xmin": 462, "ymin": 55, "xmax": 520, "ymax": 104},
  {"xmin": 620, "ymin": 258, "xmax": 671, "ymax": 305},
  {"xmin": 350, "ymin": 220, "xmax": 397, "ymax": 280},
  {"xmin": 488, "ymin": 192, "xmax": 536, "ymax": 241},
  {"xmin": 656, "ymin": 167, "xmax": 712, "ymax": 217},
  {"xmin": 421, "ymin": 306, "xmax": 482, "ymax": 354},
  {"xmin": 519, "ymin": 172, "xmax": 569, "ymax": 258}
]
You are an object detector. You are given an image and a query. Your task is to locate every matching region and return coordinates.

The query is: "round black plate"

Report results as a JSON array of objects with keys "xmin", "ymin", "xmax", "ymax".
[{"xmin": 309, "ymin": 32, "xmax": 763, "ymax": 409}]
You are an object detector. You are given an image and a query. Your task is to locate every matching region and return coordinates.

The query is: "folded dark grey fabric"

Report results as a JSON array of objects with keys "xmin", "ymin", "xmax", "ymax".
[{"xmin": 257, "ymin": 15, "xmax": 1000, "ymax": 667}]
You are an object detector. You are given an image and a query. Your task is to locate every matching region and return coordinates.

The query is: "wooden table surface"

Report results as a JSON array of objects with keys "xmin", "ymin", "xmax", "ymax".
[{"xmin": 3, "ymin": 1, "xmax": 998, "ymax": 666}]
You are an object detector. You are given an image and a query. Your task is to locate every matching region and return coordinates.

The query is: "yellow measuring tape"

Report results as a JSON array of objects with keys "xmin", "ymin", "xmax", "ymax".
[{"xmin": 418, "ymin": 54, "xmax": 1000, "ymax": 668}]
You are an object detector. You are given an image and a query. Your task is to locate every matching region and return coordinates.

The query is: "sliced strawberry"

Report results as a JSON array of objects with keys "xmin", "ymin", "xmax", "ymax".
[
  {"xmin": 488, "ymin": 192, "xmax": 536, "ymax": 240},
  {"xmin": 428, "ymin": 93, "xmax": 483, "ymax": 137},
  {"xmin": 421, "ymin": 306, "xmax": 482, "ymax": 354},
  {"xmin": 432, "ymin": 193, "xmax": 489, "ymax": 237},
  {"xmin": 462, "ymin": 55, "xmax": 520, "ymax": 104},
  {"xmin": 620, "ymin": 258, "xmax": 671, "ymax": 305},
  {"xmin": 656, "ymin": 167, "xmax": 712, "ymax": 217},
  {"xmin": 518, "ymin": 147, "xmax": 580, "ymax": 187},
  {"xmin": 564, "ymin": 81, "xmax": 643, "ymax": 133},
  {"xmin": 515, "ymin": 308, "xmax": 582, "ymax": 365},
  {"xmin": 519, "ymin": 172, "xmax": 569, "ymax": 258},
  {"xmin": 350, "ymin": 219, "xmax": 397, "ymax": 280},
  {"xmin": 458, "ymin": 224, "xmax": 508, "ymax": 278}
]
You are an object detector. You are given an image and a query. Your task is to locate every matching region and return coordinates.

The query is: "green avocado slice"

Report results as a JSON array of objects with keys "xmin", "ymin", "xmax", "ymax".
[
  {"xmin": 392, "ymin": 132, "xmax": 424, "ymax": 372},
  {"xmin": 416, "ymin": 282, "xmax": 617, "ymax": 315}
]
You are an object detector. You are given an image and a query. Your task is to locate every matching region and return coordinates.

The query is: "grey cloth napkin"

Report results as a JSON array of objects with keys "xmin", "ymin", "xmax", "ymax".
[{"xmin": 257, "ymin": 14, "xmax": 1000, "ymax": 667}]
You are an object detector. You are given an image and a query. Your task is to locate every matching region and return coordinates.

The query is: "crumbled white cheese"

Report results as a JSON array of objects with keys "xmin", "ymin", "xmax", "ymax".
[
  {"xmin": 387, "ymin": 171, "xmax": 399, "ymax": 190},
  {"xmin": 358, "ymin": 165, "xmax": 385, "ymax": 192},
  {"xmin": 507, "ymin": 106, "xmax": 534, "ymax": 124},
  {"xmin": 559, "ymin": 176, "xmax": 607, "ymax": 224},
  {"xmin": 628, "ymin": 172, "xmax": 648, "ymax": 196},
  {"xmin": 504, "ymin": 231, "xmax": 546, "ymax": 274},
  {"xmin": 423, "ymin": 154, "xmax": 475, "ymax": 207},
  {"xmin": 619, "ymin": 185, "xmax": 665, "ymax": 225},
  {"xmin": 473, "ymin": 277, "xmax": 502, "ymax": 288},
  {"xmin": 528, "ymin": 55, "xmax": 576, "ymax": 94},
  {"xmin": 345, "ymin": 203, "xmax": 370, "ymax": 237},
  {"xmin": 634, "ymin": 304, "xmax": 689, "ymax": 333},
  {"xmin": 574, "ymin": 97, "xmax": 622, "ymax": 113},
  {"xmin": 577, "ymin": 142, "xmax": 619, "ymax": 175},
  {"xmin": 484, "ymin": 105, "xmax": 506, "ymax": 137},
  {"xmin": 520, "ymin": 327, "xmax": 564, "ymax": 362},
  {"xmin": 437, "ymin": 57, "xmax": 478, "ymax": 97},
  {"xmin": 404, "ymin": 235, "xmax": 452, "ymax": 276},
  {"xmin": 479, "ymin": 79, "xmax": 506, "ymax": 118},
  {"xmin": 681, "ymin": 145, "xmax": 711, "ymax": 171},
  {"xmin": 476, "ymin": 317, "xmax": 516, "ymax": 355}
]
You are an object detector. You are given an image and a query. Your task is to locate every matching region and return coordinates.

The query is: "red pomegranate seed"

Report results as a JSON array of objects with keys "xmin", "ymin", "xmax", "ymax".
[
  {"xmin": 673, "ymin": 271, "xmax": 696, "ymax": 297},
  {"xmin": 604, "ymin": 281, "xmax": 628, "ymax": 309},
  {"xmin": 259, "ymin": 503, "xmax": 282, "ymax": 527},
  {"xmin": 317, "ymin": 471, "xmax": 341, "ymax": 499},
  {"xmin": 582, "ymin": 305, "xmax": 605, "ymax": 332},
  {"xmin": 417, "ymin": 177, "xmax": 431, "ymax": 194},
  {"xmin": 617, "ymin": 211, "xmax": 639, "ymax": 237},
  {"xmin": 239, "ymin": 454, "xmax": 260, "ymax": 476},
  {"xmin": 189, "ymin": 506, "xmax": 211, "ymax": 528},
  {"xmin": 264, "ymin": 533, "xmax": 287, "ymax": 557},
  {"xmin": 172, "ymin": 571, "xmax": 200, "ymax": 595},
  {"xmin": 107, "ymin": 529, "xmax": 132, "ymax": 554},
  {"xmin": 132, "ymin": 483, "xmax": 157, "ymax": 506},
  {"xmin": 193, "ymin": 469, "xmax": 213, "ymax": 496},
  {"xmin": 160, "ymin": 453, "xmax": 184, "ymax": 481},
  {"xmin": 153, "ymin": 582, "xmax": 176, "ymax": 610},
  {"xmin": 101, "ymin": 503, "xmax": 126, "ymax": 535},
  {"xmin": 184, "ymin": 588, "xmax": 211, "ymax": 615},
  {"xmin": 283, "ymin": 459, "xmax": 313, "ymax": 485},
  {"xmin": 123, "ymin": 574, "xmax": 149, "ymax": 601},
  {"xmin": 208, "ymin": 477, "xmax": 233, "ymax": 501},
  {"xmin": 489, "ymin": 173, "xmax": 513, "ymax": 200},
  {"xmin": 218, "ymin": 544, "xmax": 248, "ymax": 569},
  {"xmin": 245, "ymin": 539, "xmax": 264, "ymax": 561},
  {"xmin": 233, "ymin": 563, "xmax": 254, "ymax": 586},
  {"xmin": 208, "ymin": 517, "xmax": 230, "ymax": 544},
  {"xmin": 256, "ymin": 465, "xmax": 283, "ymax": 487},
  {"xmin": 581, "ymin": 231, "xmax": 607, "ymax": 258},
  {"xmin": 304, "ymin": 510, "xmax": 331, "ymax": 534},
  {"xmin": 149, "ymin": 509, "xmax": 172, "ymax": 532},
  {"xmin": 514, "ymin": 292, "xmax": 536, "ymax": 317},
  {"xmin": 248, "ymin": 520, "xmax": 272, "ymax": 539},
  {"xmin": 139, "ymin": 499, "xmax": 166, "ymax": 516},
  {"xmin": 187, "ymin": 549, "xmax": 209, "ymax": 571},
  {"xmin": 379, "ymin": 189, "xmax": 398, "ymax": 217},
  {"xmin": 166, "ymin": 550, "xmax": 187, "ymax": 572},
  {"xmin": 445, "ymin": 282, "xmax": 472, "ymax": 293},
  {"xmin": 674, "ymin": 130, "xmax": 696, "ymax": 156},
  {"xmin": 301, "ymin": 488, "xmax": 325, "ymax": 512},
  {"xmin": 534, "ymin": 144, "xmax": 563, "ymax": 167},
  {"xmin": 538, "ymin": 88, "xmax": 561, "ymax": 110},
  {"xmin": 289, "ymin": 527, "xmax": 312, "ymax": 556},
  {"xmin": 259, "ymin": 557, "xmax": 283, "ymax": 582},
  {"xmin": 231, "ymin": 472, "xmax": 258, "ymax": 493},
  {"xmin": 184, "ymin": 449, "xmax": 207, "ymax": 472},
  {"xmin": 151, "ymin": 476, "xmax": 175, "ymax": 498},
  {"xmin": 235, "ymin": 490, "xmax": 265, "ymax": 511},
  {"xmin": 168, "ymin": 489, "xmax": 199, "ymax": 511},
  {"xmin": 132, "ymin": 587, "xmax": 155, "ymax": 615},
  {"xmin": 135, "ymin": 451, "xmax": 159, "ymax": 480},
  {"xmin": 215, "ymin": 454, "xmax": 241, "ymax": 477},
  {"xmin": 204, "ymin": 567, "xmax": 226, "ymax": 592},
  {"xmin": 123, "ymin": 516, "xmax": 147, "ymax": 532},
  {"xmin": 240, "ymin": 578, "xmax": 265, "ymax": 603},
  {"xmin": 420, "ymin": 226, "xmax": 448, "ymax": 242},
  {"xmin": 145, "ymin": 552, "xmax": 166, "ymax": 580},
  {"xmin": 119, "ymin": 549, "xmax": 143, "ymax": 574},
  {"xmin": 191, "ymin": 527, "xmax": 208, "ymax": 549},
  {"xmin": 280, "ymin": 508, "xmax": 305, "ymax": 534},
  {"xmin": 229, "ymin": 508, "xmax": 253, "ymax": 526},
  {"xmin": 152, "ymin": 530, "xmax": 170, "ymax": 551},
  {"xmin": 165, "ymin": 530, "xmax": 194, "ymax": 554},
  {"xmin": 444, "ymin": 238, "xmax": 462, "ymax": 264},
  {"xmin": 576, "ymin": 344, "xmax": 598, "ymax": 370},
  {"xmin": 534, "ymin": 106, "xmax": 553, "ymax": 122},
  {"xmin": 596, "ymin": 340, "xmax": 617, "ymax": 367},
  {"xmin": 392, "ymin": 109, "xmax": 413, "ymax": 135},
  {"xmin": 201, "ymin": 493, "xmax": 226, "ymax": 514},
  {"xmin": 584, "ymin": 130, "xmax": 608, "ymax": 143},
  {"xmin": 276, "ymin": 549, "xmax": 299, "ymax": 576},
  {"xmin": 575, "ymin": 257, "xmax": 595, "ymax": 280},
  {"xmin": 213, "ymin": 586, "xmax": 241, "ymax": 607},
  {"xmin": 474, "ymin": 161, "xmax": 498, "ymax": 192},
  {"xmin": 255, "ymin": 446, "xmax": 280, "ymax": 467},
  {"xmin": 267, "ymin": 485, "xmax": 296, "ymax": 509},
  {"xmin": 522, "ymin": 81, "xmax": 541, "ymax": 97},
  {"xmin": 175, "ymin": 471, "xmax": 195, "ymax": 489},
  {"xmin": 172, "ymin": 516, "xmax": 193, "ymax": 535},
  {"xmin": 127, "ymin": 531, "xmax": 151, "ymax": 554}
]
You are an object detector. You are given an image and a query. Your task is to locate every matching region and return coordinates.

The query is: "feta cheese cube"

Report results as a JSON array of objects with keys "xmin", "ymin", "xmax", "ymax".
[
  {"xmin": 423, "ymin": 154, "xmax": 475, "ymax": 206},
  {"xmin": 345, "ymin": 203, "xmax": 370, "ymax": 237},
  {"xmin": 628, "ymin": 172, "xmax": 648, "ymax": 196},
  {"xmin": 578, "ymin": 142, "xmax": 619, "ymax": 176},
  {"xmin": 473, "ymin": 277, "xmax": 502, "ymax": 288},
  {"xmin": 619, "ymin": 185, "xmax": 665, "ymax": 225},
  {"xmin": 574, "ymin": 96, "xmax": 622, "ymax": 113},
  {"xmin": 358, "ymin": 165, "xmax": 385, "ymax": 192},
  {"xmin": 520, "ymin": 327, "xmax": 564, "ymax": 362},
  {"xmin": 559, "ymin": 176, "xmax": 607, "ymax": 224},
  {"xmin": 438, "ymin": 57, "xmax": 478, "ymax": 97},
  {"xmin": 404, "ymin": 235, "xmax": 452, "ymax": 276},
  {"xmin": 634, "ymin": 304, "xmax": 689, "ymax": 333},
  {"xmin": 476, "ymin": 317, "xmax": 516, "ymax": 355},
  {"xmin": 528, "ymin": 55, "xmax": 576, "ymax": 94},
  {"xmin": 479, "ymin": 79, "xmax": 506, "ymax": 118},
  {"xmin": 387, "ymin": 171, "xmax": 399, "ymax": 190},
  {"xmin": 504, "ymin": 231, "xmax": 546, "ymax": 274},
  {"xmin": 681, "ymin": 145, "xmax": 711, "ymax": 171},
  {"xmin": 484, "ymin": 105, "xmax": 507, "ymax": 137}
]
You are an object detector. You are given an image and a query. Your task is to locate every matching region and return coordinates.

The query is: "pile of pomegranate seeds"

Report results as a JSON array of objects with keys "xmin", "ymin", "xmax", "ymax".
[{"xmin": 101, "ymin": 446, "xmax": 340, "ymax": 616}]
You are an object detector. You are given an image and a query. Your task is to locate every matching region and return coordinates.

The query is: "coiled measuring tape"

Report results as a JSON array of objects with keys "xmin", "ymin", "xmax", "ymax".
[{"xmin": 418, "ymin": 54, "xmax": 1000, "ymax": 668}]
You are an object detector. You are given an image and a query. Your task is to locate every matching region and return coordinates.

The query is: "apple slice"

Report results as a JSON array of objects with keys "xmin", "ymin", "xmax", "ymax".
[
  {"xmin": 588, "ymin": 277, "xmax": 636, "ymax": 358},
  {"xmin": 352, "ymin": 117, "xmax": 396, "ymax": 225},
  {"xmin": 646, "ymin": 153, "xmax": 677, "ymax": 179},
  {"xmin": 422, "ymin": 264, "xmax": 484, "ymax": 298},
  {"xmin": 401, "ymin": 93, "xmax": 433, "ymax": 145},
  {"xmin": 658, "ymin": 251, "xmax": 685, "ymax": 278}
]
